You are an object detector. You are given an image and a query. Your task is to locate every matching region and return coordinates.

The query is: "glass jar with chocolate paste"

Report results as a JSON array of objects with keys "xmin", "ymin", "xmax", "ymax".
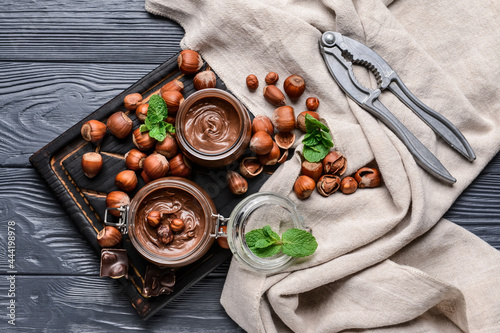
[{"xmin": 175, "ymin": 88, "xmax": 251, "ymax": 168}]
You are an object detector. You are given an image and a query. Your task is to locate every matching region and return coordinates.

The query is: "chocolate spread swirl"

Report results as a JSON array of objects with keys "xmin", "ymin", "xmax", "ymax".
[
  {"xmin": 183, "ymin": 97, "xmax": 241, "ymax": 154},
  {"xmin": 135, "ymin": 187, "xmax": 205, "ymax": 257}
]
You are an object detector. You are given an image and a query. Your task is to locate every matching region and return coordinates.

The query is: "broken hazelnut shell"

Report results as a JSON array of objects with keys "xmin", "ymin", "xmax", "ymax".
[
  {"xmin": 275, "ymin": 131, "xmax": 295, "ymax": 149},
  {"xmin": 354, "ymin": 167, "xmax": 382, "ymax": 188},
  {"xmin": 316, "ymin": 174, "xmax": 341, "ymax": 197},
  {"xmin": 239, "ymin": 157, "xmax": 263, "ymax": 178},
  {"xmin": 278, "ymin": 150, "xmax": 289, "ymax": 164},
  {"xmin": 322, "ymin": 151, "xmax": 347, "ymax": 176}
]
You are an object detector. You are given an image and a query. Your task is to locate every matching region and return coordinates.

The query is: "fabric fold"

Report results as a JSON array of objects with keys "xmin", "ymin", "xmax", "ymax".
[{"xmin": 145, "ymin": 0, "xmax": 500, "ymax": 331}]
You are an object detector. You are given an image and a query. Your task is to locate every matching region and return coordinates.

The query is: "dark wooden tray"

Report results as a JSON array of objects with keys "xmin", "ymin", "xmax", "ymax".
[{"xmin": 29, "ymin": 53, "xmax": 272, "ymax": 320}]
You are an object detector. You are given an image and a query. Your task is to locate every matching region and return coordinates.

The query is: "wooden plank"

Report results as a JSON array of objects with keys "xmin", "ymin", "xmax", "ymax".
[
  {"xmin": 0, "ymin": 62, "xmax": 156, "ymax": 167},
  {"xmin": 0, "ymin": 275, "xmax": 243, "ymax": 332},
  {"xmin": 0, "ymin": 5, "xmax": 183, "ymax": 63}
]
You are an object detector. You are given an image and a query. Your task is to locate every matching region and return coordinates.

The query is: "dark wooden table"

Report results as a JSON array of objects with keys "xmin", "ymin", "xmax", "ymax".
[{"xmin": 0, "ymin": 1, "xmax": 498, "ymax": 331}]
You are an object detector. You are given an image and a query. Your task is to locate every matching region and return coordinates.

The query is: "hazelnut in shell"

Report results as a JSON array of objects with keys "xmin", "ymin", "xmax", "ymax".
[
  {"xmin": 135, "ymin": 104, "xmax": 149, "ymax": 123},
  {"xmin": 143, "ymin": 153, "xmax": 169, "ymax": 180},
  {"xmin": 81, "ymin": 152, "xmax": 103, "ymax": 178},
  {"xmin": 124, "ymin": 149, "xmax": 147, "ymax": 171},
  {"xmin": 283, "ymin": 74, "xmax": 306, "ymax": 99},
  {"xmin": 155, "ymin": 133, "xmax": 178, "ymax": 158},
  {"xmin": 246, "ymin": 74, "xmax": 259, "ymax": 90},
  {"xmin": 177, "ymin": 50, "xmax": 203, "ymax": 75},
  {"xmin": 297, "ymin": 111, "xmax": 320, "ymax": 132},
  {"xmin": 160, "ymin": 79, "xmax": 184, "ymax": 93},
  {"xmin": 115, "ymin": 170, "xmax": 138, "ymax": 192},
  {"xmin": 265, "ymin": 72, "xmax": 279, "ymax": 85},
  {"xmin": 301, "ymin": 161, "xmax": 323, "ymax": 182},
  {"xmin": 263, "ymin": 85, "xmax": 286, "ymax": 106},
  {"xmin": 193, "ymin": 70, "xmax": 217, "ymax": 90},
  {"xmin": 217, "ymin": 226, "xmax": 229, "ymax": 249},
  {"xmin": 97, "ymin": 226, "xmax": 122, "ymax": 248},
  {"xmin": 106, "ymin": 191, "xmax": 130, "ymax": 217},
  {"xmin": 227, "ymin": 171, "xmax": 248, "ymax": 195},
  {"xmin": 169, "ymin": 153, "xmax": 192, "ymax": 178},
  {"xmin": 252, "ymin": 115, "xmax": 274, "ymax": 136},
  {"xmin": 354, "ymin": 167, "xmax": 382, "ymax": 188},
  {"xmin": 132, "ymin": 128, "xmax": 156, "ymax": 151},
  {"xmin": 340, "ymin": 176, "xmax": 358, "ymax": 194},
  {"xmin": 306, "ymin": 97, "xmax": 320, "ymax": 111},
  {"xmin": 124, "ymin": 93, "xmax": 143, "ymax": 111},
  {"xmin": 323, "ymin": 151, "xmax": 347, "ymax": 176},
  {"xmin": 107, "ymin": 111, "xmax": 133, "ymax": 139},
  {"xmin": 294, "ymin": 175, "xmax": 316, "ymax": 200},
  {"xmin": 161, "ymin": 90, "xmax": 184, "ymax": 114},
  {"xmin": 239, "ymin": 157, "xmax": 263, "ymax": 178},
  {"xmin": 275, "ymin": 131, "xmax": 295, "ymax": 150},
  {"xmin": 81, "ymin": 120, "xmax": 107, "ymax": 145},
  {"xmin": 249, "ymin": 131, "xmax": 274, "ymax": 155},
  {"xmin": 257, "ymin": 141, "xmax": 280, "ymax": 166},
  {"xmin": 170, "ymin": 219, "xmax": 185, "ymax": 233},
  {"xmin": 317, "ymin": 175, "xmax": 341, "ymax": 197},
  {"xmin": 278, "ymin": 150, "xmax": 289, "ymax": 164},
  {"xmin": 141, "ymin": 170, "xmax": 151, "ymax": 184},
  {"xmin": 147, "ymin": 211, "xmax": 161, "ymax": 228},
  {"xmin": 272, "ymin": 106, "xmax": 296, "ymax": 132}
]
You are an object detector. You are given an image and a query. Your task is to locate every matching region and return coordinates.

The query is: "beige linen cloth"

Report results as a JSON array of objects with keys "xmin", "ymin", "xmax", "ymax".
[{"xmin": 145, "ymin": 0, "xmax": 500, "ymax": 331}]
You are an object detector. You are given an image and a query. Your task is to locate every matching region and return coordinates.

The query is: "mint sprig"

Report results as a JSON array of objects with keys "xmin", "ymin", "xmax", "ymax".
[
  {"xmin": 302, "ymin": 114, "xmax": 333, "ymax": 163},
  {"xmin": 245, "ymin": 225, "xmax": 318, "ymax": 258},
  {"xmin": 140, "ymin": 94, "xmax": 175, "ymax": 142}
]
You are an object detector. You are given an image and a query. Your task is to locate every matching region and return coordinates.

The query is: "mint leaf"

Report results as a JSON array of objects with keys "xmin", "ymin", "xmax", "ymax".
[
  {"xmin": 303, "ymin": 144, "xmax": 329, "ymax": 163},
  {"xmin": 245, "ymin": 229, "xmax": 265, "ymax": 249},
  {"xmin": 251, "ymin": 244, "xmax": 282, "ymax": 258},
  {"xmin": 255, "ymin": 238, "xmax": 274, "ymax": 249},
  {"xmin": 281, "ymin": 228, "xmax": 318, "ymax": 257},
  {"xmin": 262, "ymin": 225, "xmax": 281, "ymax": 243},
  {"xmin": 148, "ymin": 122, "xmax": 166, "ymax": 142},
  {"xmin": 321, "ymin": 131, "xmax": 334, "ymax": 148},
  {"xmin": 141, "ymin": 94, "xmax": 175, "ymax": 141},
  {"xmin": 305, "ymin": 114, "xmax": 329, "ymax": 133},
  {"xmin": 302, "ymin": 130, "xmax": 321, "ymax": 147},
  {"xmin": 148, "ymin": 94, "xmax": 169, "ymax": 119},
  {"xmin": 165, "ymin": 122, "xmax": 175, "ymax": 135},
  {"xmin": 139, "ymin": 124, "xmax": 149, "ymax": 132}
]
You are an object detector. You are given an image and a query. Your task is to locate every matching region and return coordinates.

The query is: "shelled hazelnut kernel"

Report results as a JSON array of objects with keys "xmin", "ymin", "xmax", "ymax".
[
  {"xmin": 265, "ymin": 72, "xmax": 279, "ymax": 85},
  {"xmin": 170, "ymin": 219, "xmax": 185, "ymax": 233},
  {"xmin": 306, "ymin": 97, "xmax": 320, "ymax": 111},
  {"xmin": 147, "ymin": 211, "xmax": 161, "ymax": 228},
  {"xmin": 246, "ymin": 74, "xmax": 259, "ymax": 90}
]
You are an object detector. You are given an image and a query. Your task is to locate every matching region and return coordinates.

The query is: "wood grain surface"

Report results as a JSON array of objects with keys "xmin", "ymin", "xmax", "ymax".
[{"xmin": 0, "ymin": 0, "xmax": 499, "ymax": 332}]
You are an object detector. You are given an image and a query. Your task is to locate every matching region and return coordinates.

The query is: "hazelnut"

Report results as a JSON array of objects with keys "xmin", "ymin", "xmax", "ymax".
[
  {"xmin": 124, "ymin": 93, "xmax": 143, "ymax": 111},
  {"xmin": 135, "ymin": 104, "xmax": 149, "ymax": 122},
  {"xmin": 323, "ymin": 151, "xmax": 347, "ymax": 176},
  {"xmin": 227, "ymin": 171, "xmax": 248, "ymax": 195},
  {"xmin": 169, "ymin": 153, "xmax": 192, "ymax": 178},
  {"xmin": 354, "ymin": 167, "xmax": 382, "ymax": 188},
  {"xmin": 161, "ymin": 90, "xmax": 184, "ymax": 114},
  {"xmin": 170, "ymin": 219, "xmax": 185, "ymax": 233},
  {"xmin": 124, "ymin": 149, "xmax": 147, "ymax": 171},
  {"xmin": 239, "ymin": 157, "xmax": 263, "ymax": 178},
  {"xmin": 293, "ymin": 175, "xmax": 316, "ymax": 200},
  {"xmin": 106, "ymin": 191, "xmax": 130, "ymax": 217},
  {"xmin": 97, "ymin": 226, "xmax": 122, "ymax": 248},
  {"xmin": 272, "ymin": 106, "xmax": 296, "ymax": 132},
  {"xmin": 306, "ymin": 97, "xmax": 320, "ymax": 111},
  {"xmin": 193, "ymin": 70, "xmax": 217, "ymax": 90},
  {"xmin": 157, "ymin": 224, "xmax": 174, "ymax": 244},
  {"xmin": 81, "ymin": 152, "xmax": 103, "ymax": 178},
  {"xmin": 274, "ymin": 131, "xmax": 295, "ymax": 149},
  {"xmin": 115, "ymin": 170, "xmax": 137, "ymax": 192},
  {"xmin": 107, "ymin": 111, "xmax": 133, "ymax": 139},
  {"xmin": 217, "ymin": 225, "xmax": 229, "ymax": 249},
  {"xmin": 249, "ymin": 131, "xmax": 274, "ymax": 155},
  {"xmin": 317, "ymin": 175, "xmax": 341, "ymax": 197},
  {"xmin": 177, "ymin": 50, "xmax": 203, "ymax": 75},
  {"xmin": 141, "ymin": 170, "xmax": 151, "ymax": 184},
  {"xmin": 263, "ymin": 85, "xmax": 286, "ymax": 106},
  {"xmin": 81, "ymin": 120, "xmax": 107, "ymax": 145},
  {"xmin": 155, "ymin": 133, "xmax": 178, "ymax": 158},
  {"xmin": 147, "ymin": 211, "xmax": 161, "ymax": 228},
  {"xmin": 283, "ymin": 74, "xmax": 306, "ymax": 99},
  {"xmin": 297, "ymin": 111, "xmax": 320, "ymax": 132},
  {"xmin": 301, "ymin": 161, "xmax": 323, "ymax": 181},
  {"xmin": 246, "ymin": 74, "xmax": 259, "ymax": 90},
  {"xmin": 265, "ymin": 72, "xmax": 279, "ymax": 85},
  {"xmin": 143, "ymin": 153, "xmax": 169, "ymax": 180},
  {"xmin": 278, "ymin": 149, "xmax": 289, "ymax": 164},
  {"xmin": 166, "ymin": 116, "xmax": 176, "ymax": 125},
  {"xmin": 252, "ymin": 115, "xmax": 274, "ymax": 136},
  {"xmin": 257, "ymin": 141, "xmax": 280, "ymax": 166},
  {"xmin": 160, "ymin": 79, "xmax": 184, "ymax": 94},
  {"xmin": 340, "ymin": 176, "xmax": 358, "ymax": 194},
  {"xmin": 132, "ymin": 128, "xmax": 156, "ymax": 151}
]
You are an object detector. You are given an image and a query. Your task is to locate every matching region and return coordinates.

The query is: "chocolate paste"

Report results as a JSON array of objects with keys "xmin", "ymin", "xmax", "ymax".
[
  {"xmin": 135, "ymin": 187, "xmax": 205, "ymax": 257},
  {"xmin": 183, "ymin": 97, "xmax": 241, "ymax": 154}
]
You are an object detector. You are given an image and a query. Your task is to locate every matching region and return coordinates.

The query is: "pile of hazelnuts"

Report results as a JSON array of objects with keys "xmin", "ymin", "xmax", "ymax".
[
  {"xmin": 80, "ymin": 49, "xmax": 217, "ymax": 248},
  {"xmin": 245, "ymin": 71, "xmax": 382, "ymax": 200}
]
